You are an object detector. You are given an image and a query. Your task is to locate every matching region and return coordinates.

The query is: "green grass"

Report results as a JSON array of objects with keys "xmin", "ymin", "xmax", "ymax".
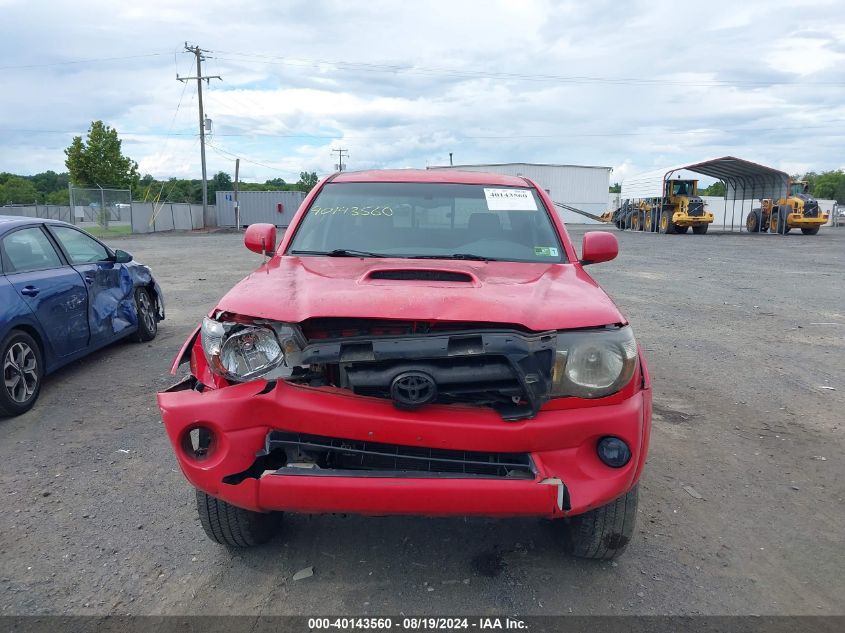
[{"xmin": 85, "ymin": 225, "xmax": 132, "ymax": 238}]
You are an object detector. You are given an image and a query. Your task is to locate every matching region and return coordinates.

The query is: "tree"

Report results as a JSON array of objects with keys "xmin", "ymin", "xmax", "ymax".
[
  {"xmin": 0, "ymin": 176, "xmax": 39, "ymax": 204},
  {"xmin": 802, "ymin": 170, "xmax": 845, "ymax": 203},
  {"xmin": 208, "ymin": 171, "xmax": 233, "ymax": 199},
  {"xmin": 700, "ymin": 181, "xmax": 726, "ymax": 197},
  {"xmin": 296, "ymin": 171, "xmax": 319, "ymax": 192},
  {"xmin": 609, "ymin": 182, "xmax": 621, "ymax": 193},
  {"xmin": 46, "ymin": 190, "xmax": 70, "ymax": 205},
  {"xmin": 265, "ymin": 177, "xmax": 287, "ymax": 188},
  {"xmin": 65, "ymin": 121, "xmax": 140, "ymax": 192}
]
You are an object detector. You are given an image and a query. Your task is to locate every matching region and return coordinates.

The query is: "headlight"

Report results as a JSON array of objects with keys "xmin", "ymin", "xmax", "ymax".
[
  {"xmin": 550, "ymin": 327, "xmax": 638, "ymax": 398},
  {"xmin": 201, "ymin": 316, "xmax": 299, "ymax": 381}
]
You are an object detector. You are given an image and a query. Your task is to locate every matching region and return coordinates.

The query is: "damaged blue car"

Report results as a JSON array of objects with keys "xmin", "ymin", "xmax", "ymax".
[{"xmin": 0, "ymin": 216, "xmax": 164, "ymax": 417}]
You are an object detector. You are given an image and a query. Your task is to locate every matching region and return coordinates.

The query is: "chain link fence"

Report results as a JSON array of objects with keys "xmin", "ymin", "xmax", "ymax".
[{"xmin": 68, "ymin": 186, "xmax": 132, "ymax": 229}]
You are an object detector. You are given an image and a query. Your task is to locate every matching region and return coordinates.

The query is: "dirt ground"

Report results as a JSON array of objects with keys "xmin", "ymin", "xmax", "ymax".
[{"xmin": 1, "ymin": 226, "xmax": 843, "ymax": 616}]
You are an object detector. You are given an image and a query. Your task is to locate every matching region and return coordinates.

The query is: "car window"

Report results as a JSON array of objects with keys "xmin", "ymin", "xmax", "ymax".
[
  {"xmin": 288, "ymin": 182, "xmax": 565, "ymax": 263},
  {"xmin": 2, "ymin": 227, "xmax": 64, "ymax": 273},
  {"xmin": 51, "ymin": 226, "xmax": 110, "ymax": 264}
]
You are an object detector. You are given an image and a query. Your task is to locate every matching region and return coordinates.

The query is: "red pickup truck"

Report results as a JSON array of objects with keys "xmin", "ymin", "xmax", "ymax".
[{"xmin": 158, "ymin": 169, "xmax": 652, "ymax": 560}]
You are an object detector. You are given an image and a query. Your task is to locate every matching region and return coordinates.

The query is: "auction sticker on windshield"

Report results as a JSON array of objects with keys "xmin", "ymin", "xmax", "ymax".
[{"xmin": 483, "ymin": 188, "xmax": 537, "ymax": 211}]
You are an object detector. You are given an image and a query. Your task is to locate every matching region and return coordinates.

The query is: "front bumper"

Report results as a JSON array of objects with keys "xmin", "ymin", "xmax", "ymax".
[
  {"xmin": 674, "ymin": 212, "xmax": 714, "ymax": 226},
  {"xmin": 158, "ymin": 371, "xmax": 652, "ymax": 519},
  {"xmin": 786, "ymin": 213, "xmax": 829, "ymax": 228}
]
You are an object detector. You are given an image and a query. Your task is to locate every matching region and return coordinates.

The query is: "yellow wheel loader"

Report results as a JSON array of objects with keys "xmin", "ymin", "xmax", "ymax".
[
  {"xmin": 611, "ymin": 177, "xmax": 714, "ymax": 234},
  {"xmin": 746, "ymin": 181, "xmax": 828, "ymax": 235}
]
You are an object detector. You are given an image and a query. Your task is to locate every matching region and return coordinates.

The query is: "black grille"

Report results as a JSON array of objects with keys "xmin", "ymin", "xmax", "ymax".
[
  {"xmin": 268, "ymin": 431, "xmax": 535, "ymax": 479},
  {"xmin": 688, "ymin": 201, "xmax": 705, "ymax": 217},
  {"xmin": 803, "ymin": 202, "xmax": 819, "ymax": 218},
  {"xmin": 369, "ymin": 269, "xmax": 473, "ymax": 282}
]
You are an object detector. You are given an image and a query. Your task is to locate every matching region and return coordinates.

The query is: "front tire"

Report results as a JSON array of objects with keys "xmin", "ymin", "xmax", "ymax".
[
  {"xmin": 659, "ymin": 211, "xmax": 676, "ymax": 234},
  {"xmin": 801, "ymin": 227, "xmax": 820, "ymax": 235},
  {"xmin": 134, "ymin": 287, "xmax": 158, "ymax": 342},
  {"xmin": 196, "ymin": 490, "xmax": 281, "ymax": 547},
  {"xmin": 0, "ymin": 330, "xmax": 43, "ymax": 418},
  {"xmin": 772, "ymin": 207, "xmax": 791, "ymax": 234},
  {"xmin": 692, "ymin": 224, "xmax": 709, "ymax": 234},
  {"xmin": 746, "ymin": 210, "xmax": 767, "ymax": 233},
  {"xmin": 560, "ymin": 485, "xmax": 638, "ymax": 560}
]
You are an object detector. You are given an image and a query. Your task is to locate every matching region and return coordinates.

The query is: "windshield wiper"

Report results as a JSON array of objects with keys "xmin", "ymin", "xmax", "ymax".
[
  {"xmin": 290, "ymin": 248, "xmax": 387, "ymax": 258},
  {"xmin": 407, "ymin": 253, "xmax": 498, "ymax": 262}
]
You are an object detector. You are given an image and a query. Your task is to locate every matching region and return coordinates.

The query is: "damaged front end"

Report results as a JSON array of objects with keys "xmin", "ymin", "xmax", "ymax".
[{"xmin": 175, "ymin": 315, "xmax": 638, "ymax": 422}]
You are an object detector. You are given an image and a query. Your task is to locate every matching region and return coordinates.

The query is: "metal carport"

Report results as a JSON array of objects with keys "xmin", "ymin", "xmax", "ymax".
[{"xmin": 621, "ymin": 156, "xmax": 789, "ymax": 233}]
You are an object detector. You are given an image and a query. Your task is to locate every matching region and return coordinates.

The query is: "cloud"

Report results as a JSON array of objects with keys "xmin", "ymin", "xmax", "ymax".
[{"xmin": 1, "ymin": 0, "xmax": 844, "ymax": 184}]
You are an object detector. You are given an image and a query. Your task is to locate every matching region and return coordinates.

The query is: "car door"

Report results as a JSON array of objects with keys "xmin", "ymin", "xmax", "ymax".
[
  {"xmin": 1, "ymin": 225, "xmax": 90, "ymax": 358},
  {"xmin": 47, "ymin": 225, "xmax": 135, "ymax": 348}
]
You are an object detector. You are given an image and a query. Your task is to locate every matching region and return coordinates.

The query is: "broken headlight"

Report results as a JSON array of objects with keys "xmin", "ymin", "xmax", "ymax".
[
  {"xmin": 201, "ymin": 316, "xmax": 301, "ymax": 381},
  {"xmin": 550, "ymin": 326, "xmax": 638, "ymax": 399}
]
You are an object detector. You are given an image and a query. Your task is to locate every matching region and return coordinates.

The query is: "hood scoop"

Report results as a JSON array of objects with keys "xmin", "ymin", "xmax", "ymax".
[{"xmin": 366, "ymin": 269, "xmax": 476, "ymax": 283}]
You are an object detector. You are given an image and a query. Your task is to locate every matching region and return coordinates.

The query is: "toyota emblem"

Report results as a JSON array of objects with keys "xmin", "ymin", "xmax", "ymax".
[{"xmin": 390, "ymin": 371, "xmax": 438, "ymax": 409}]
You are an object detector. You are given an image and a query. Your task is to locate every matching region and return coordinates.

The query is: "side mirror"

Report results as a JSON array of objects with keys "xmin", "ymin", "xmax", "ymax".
[
  {"xmin": 113, "ymin": 249, "xmax": 133, "ymax": 264},
  {"xmin": 244, "ymin": 223, "xmax": 277, "ymax": 256},
  {"xmin": 580, "ymin": 231, "xmax": 618, "ymax": 266}
]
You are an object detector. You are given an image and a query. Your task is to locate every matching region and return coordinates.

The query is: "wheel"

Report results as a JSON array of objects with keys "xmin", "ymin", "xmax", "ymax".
[
  {"xmin": 644, "ymin": 210, "xmax": 657, "ymax": 232},
  {"xmin": 630, "ymin": 212, "xmax": 642, "ymax": 231},
  {"xmin": 659, "ymin": 211, "xmax": 676, "ymax": 234},
  {"xmin": 559, "ymin": 485, "xmax": 639, "ymax": 560},
  {"xmin": 196, "ymin": 489, "xmax": 281, "ymax": 547},
  {"xmin": 691, "ymin": 224, "xmax": 709, "ymax": 234},
  {"xmin": 675, "ymin": 225, "xmax": 689, "ymax": 234},
  {"xmin": 746, "ymin": 210, "xmax": 767, "ymax": 233},
  {"xmin": 134, "ymin": 287, "xmax": 158, "ymax": 342},
  {"xmin": 1, "ymin": 330, "xmax": 43, "ymax": 417},
  {"xmin": 772, "ymin": 207, "xmax": 791, "ymax": 234},
  {"xmin": 801, "ymin": 227, "xmax": 820, "ymax": 235}
]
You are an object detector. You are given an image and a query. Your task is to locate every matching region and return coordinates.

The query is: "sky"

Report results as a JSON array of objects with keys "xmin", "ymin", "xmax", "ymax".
[{"xmin": 0, "ymin": 0, "xmax": 844, "ymax": 185}]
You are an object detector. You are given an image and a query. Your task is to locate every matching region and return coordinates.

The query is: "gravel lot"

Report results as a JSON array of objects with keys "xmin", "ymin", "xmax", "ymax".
[{"xmin": 1, "ymin": 226, "xmax": 843, "ymax": 616}]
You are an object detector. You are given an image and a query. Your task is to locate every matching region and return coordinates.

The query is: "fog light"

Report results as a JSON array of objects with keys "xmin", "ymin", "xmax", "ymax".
[
  {"xmin": 597, "ymin": 437, "xmax": 631, "ymax": 468},
  {"xmin": 181, "ymin": 425, "xmax": 216, "ymax": 461}
]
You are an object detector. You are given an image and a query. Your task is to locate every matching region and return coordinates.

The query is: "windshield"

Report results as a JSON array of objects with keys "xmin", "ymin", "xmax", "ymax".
[
  {"xmin": 287, "ymin": 182, "xmax": 566, "ymax": 262},
  {"xmin": 671, "ymin": 181, "xmax": 694, "ymax": 196},
  {"xmin": 791, "ymin": 183, "xmax": 808, "ymax": 196}
]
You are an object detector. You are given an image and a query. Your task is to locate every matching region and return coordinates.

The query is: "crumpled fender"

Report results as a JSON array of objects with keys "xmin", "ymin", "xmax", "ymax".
[{"xmin": 85, "ymin": 260, "xmax": 166, "ymax": 338}]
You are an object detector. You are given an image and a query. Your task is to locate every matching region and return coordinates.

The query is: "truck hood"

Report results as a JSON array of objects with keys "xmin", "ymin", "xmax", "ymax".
[{"xmin": 215, "ymin": 256, "xmax": 626, "ymax": 331}]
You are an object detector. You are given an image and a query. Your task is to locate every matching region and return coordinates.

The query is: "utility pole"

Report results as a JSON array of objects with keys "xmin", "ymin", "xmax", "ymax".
[
  {"xmin": 234, "ymin": 158, "xmax": 240, "ymax": 231},
  {"xmin": 332, "ymin": 148, "xmax": 349, "ymax": 172},
  {"xmin": 178, "ymin": 42, "xmax": 221, "ymax": 228},
  {"xmin": 449, "ymin": 152, "xmax": 453, "ymax": 166}
]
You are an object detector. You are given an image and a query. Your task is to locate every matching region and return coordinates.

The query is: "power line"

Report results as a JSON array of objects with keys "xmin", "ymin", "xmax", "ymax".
[
  {"xmin": 0, "ymin": 52, "xmax": 166, "ymax": 71},
  {"xmin": 206, "ymin": 141, "xmax": 306, "ymax": 179},
  {"xmin": 212, "ymin": 50, "xmax": 845, "ymax": 88},
  {"xmin": 4, "ymin": 122, "xmax": 844, "ymax": 140}
]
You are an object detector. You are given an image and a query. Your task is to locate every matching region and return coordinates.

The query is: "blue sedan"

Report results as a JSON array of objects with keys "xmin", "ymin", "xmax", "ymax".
[{"xmin": 0, "ymin": 216, "xmax": 164, "ymax": 417}]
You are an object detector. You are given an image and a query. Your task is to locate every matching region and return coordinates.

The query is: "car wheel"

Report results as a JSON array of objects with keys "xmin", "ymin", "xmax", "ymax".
[
  {"xmin": 196, "ymin": 489, "xmax": 281, "ymax": 547},
  {"xmin": 0, "ymin": 330, "xmax": 43, "ymax": 418},
  {"xmin": 801, "ymin": 227, "xmax": 820, "ymax": 235},
  {"xmin": 559, "ymin": 485, "xmax": 638, "ymax": 560},
  {"xmin": 134, "ymin": 287, "xmax": 158, "ymax": 342}
]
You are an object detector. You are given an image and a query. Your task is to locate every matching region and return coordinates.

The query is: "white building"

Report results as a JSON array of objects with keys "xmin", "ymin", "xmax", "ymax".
[{"xmin": 428, "ymin": 162, "xmax": 612, "ymax": 224}]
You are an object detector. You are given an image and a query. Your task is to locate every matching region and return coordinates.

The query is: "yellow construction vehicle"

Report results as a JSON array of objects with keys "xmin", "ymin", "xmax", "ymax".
[
  {"xmin": 607, "ymin": 178, "xmax": 714, "ymax": 234},
  {"xmin": 746, "ymin": 180, "xmax": 829, "ymax": 235}
]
